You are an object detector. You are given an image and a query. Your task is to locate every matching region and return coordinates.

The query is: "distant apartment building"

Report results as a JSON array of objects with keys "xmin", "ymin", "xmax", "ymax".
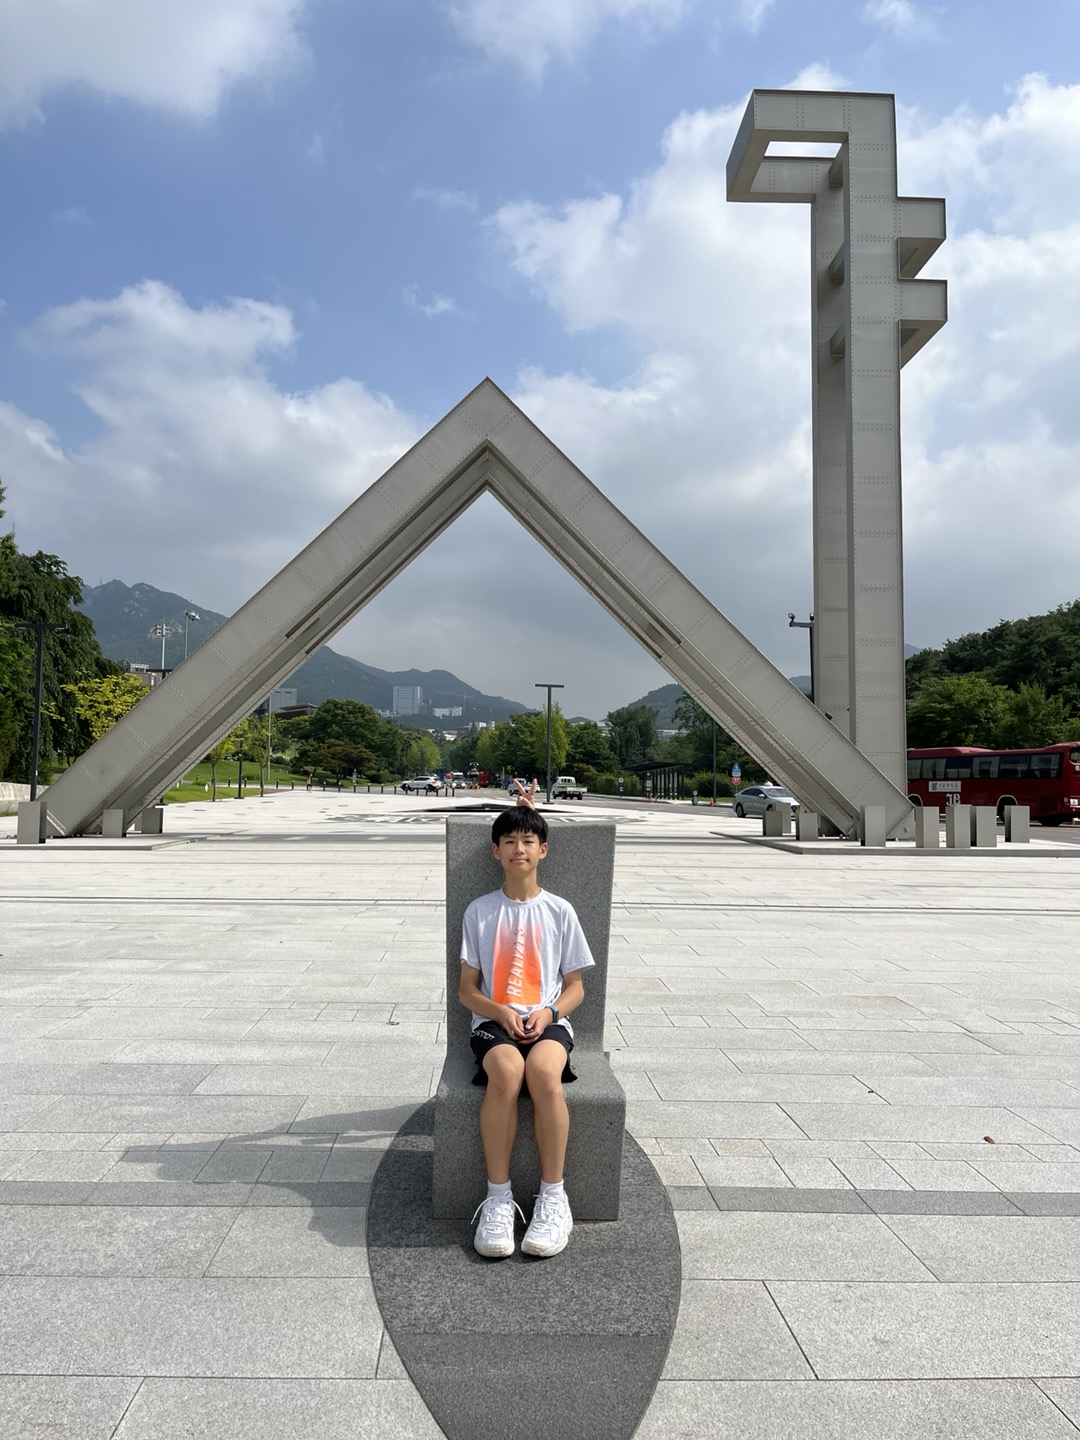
[
  {"xmin": 393, "ymin": 685, "xmax": 424, "ymax": 716},
  {"xmin": 268, "ymin": 688, "xmax": 298, "ymax": 713},
  {"xmin": 433, "ymin": 705, "xmax": 463, "ymax": 719}
]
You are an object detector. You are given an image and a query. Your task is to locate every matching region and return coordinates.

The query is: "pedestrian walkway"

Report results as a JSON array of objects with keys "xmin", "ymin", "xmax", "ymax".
[{"xmin": 2, "ymin": 791, "xmax": 1080, "ymax": 1437}]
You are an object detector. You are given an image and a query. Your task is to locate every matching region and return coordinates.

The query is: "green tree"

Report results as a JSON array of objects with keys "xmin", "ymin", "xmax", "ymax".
[
  {"xmin": 527, "ymin": 703, "xmax": 568, "ymax": 777},
  {"xmin": 906, "ymin": 673, "xmax": 1012, "ymax": 748},
  {"xmin": 605, "ymin": 703, "xmax": 658, "ymax": 768},
  {"xmin": 0, "ymin": 481, "xmax": 119, "ymax": 780},
  {"xmin": 65, "ymin": 673, "xmax": 147, "ymax": 742},
  {"xmin": 996, "ymin": 683, "xmax": 1075, "ymax": 749},
  {"xmin": 241, "ymin": 715, "xmax": 271, "ymax": 795},
  {"xmin": 206, "ymin": 724, "xmax": 246, "ymax": 801},
  {"xmin": 403, "ymin": 733, "xmax": 442, "ymax": 774},
  {"xmin": 565, "ymin": 718, "xmax": 615, "ymax": 774},
  {"xmin": 313, "ymin": 738, "xmax": 377, "ymax": 779}
]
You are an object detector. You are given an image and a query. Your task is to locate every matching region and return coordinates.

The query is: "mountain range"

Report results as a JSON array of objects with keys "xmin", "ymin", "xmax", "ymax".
[{"xmin": 77, "ymin": 581, "xmax": 528, "ymax": 723}]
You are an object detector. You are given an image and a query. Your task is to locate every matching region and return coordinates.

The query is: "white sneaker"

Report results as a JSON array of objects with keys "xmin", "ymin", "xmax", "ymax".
[
  {"xmin": 471, "ymin": 1194, "xmax": 524, "ymax": 1258},
  {"xmin": 522, "ymin": 1190, "xmax": 573, "ymax": 1258}
]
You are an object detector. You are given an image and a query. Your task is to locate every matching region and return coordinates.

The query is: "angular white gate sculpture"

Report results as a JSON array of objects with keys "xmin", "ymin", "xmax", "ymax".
[{"xmin": 41, "ymin": 379, "xmax": 911, "ymax": 840}]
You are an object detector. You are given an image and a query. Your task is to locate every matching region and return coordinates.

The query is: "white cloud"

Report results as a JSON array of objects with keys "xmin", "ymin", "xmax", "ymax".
[
  {"xmin": 862, "ymin": 0, "xmax": 940, "ymax": 41},
  {"xmin": 403, "ymin": 285, "xmax": 465, "ymax": 319},
  {"xmin": 5, "ymin": 282, "xmax": 421, "ymax": 613},
  {"xmin": 0, "ymin": 0, "xmax": 309, "ymax": 128},
  {"xmin": 446, "ymin": 0, "xmax": 750, "ymax": 80}
]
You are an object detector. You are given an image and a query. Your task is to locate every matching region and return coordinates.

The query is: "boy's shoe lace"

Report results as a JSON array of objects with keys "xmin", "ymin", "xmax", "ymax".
[
  {"xmin": 471, "ymin": 1194, "xmax": 524, "ymax": 1258},
  {"xmin": 521, "ymin": 1190, "xmax": 573, "ymax": 1258}
]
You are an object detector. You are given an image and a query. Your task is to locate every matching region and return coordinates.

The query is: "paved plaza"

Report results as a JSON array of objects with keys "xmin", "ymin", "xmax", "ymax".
[{"xmin": 3, "ymin": 790, "xmax": 1080, "ymax": 1437}]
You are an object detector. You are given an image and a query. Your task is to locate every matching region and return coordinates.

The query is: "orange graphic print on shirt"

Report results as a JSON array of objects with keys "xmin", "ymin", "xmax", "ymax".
[{"xmin": 492, "ymin": 912, "xmax": 542, "ymax": 1010}]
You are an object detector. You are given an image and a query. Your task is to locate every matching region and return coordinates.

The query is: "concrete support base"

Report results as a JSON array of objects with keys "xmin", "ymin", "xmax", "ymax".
[
  {"xmin": 795, "ymin": 809, "xmax": 819, "ymax": 841},
  {"xmin": 1004, "ymin": 805, "xmax": 1031, "ymax": 843},
  {"xmin": 101, "ymin": 808, "xmax": 126, "ymax": 839},
  {"xmin": 763, "ymin": 807, "xmax": 791, "ymax": 837},
  {"xmin": 860, "ymin": 805, "xmax": 886, "ymax": 848},
  {"xmin": 913, "ymin": 807, "xmax": 939, "ymax": 849},
  {"xmin": 16, "ymin": 800, "xmax": 47, "ymax": 845},
  {"xmin": 137, "ymin": 806, "xmax": 164, "ymax": 835},
  {"xmin": 971, "ymin": 806, "xmax": 997, "ymax": 848},
  {"xmin": 945, "ymin": 804, "xmax": 971, "ymax": 849}
]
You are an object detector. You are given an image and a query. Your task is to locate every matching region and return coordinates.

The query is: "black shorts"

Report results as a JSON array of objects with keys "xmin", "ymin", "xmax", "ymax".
[{"xmin": 469, "ymin": 1023, "xmax": 576, "ymax": 1087}]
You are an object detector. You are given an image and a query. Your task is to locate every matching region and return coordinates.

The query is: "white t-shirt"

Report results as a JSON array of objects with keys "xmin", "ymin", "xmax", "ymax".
[{"xmin": 460, "ymin": 888, "xmax": 595, "ymax": 1037}]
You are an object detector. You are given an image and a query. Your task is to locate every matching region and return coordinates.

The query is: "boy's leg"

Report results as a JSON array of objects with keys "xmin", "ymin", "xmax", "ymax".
[
  {"xmin": 524, "ymin": 1040, "xmax": 570, "ymax": 1183},
  {"xmin": 480, "ymin": 1045, "xmax": 526, "ymax": 1183}
]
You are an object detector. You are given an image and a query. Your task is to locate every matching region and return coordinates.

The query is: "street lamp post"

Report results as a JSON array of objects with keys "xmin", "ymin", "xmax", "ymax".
[
  {"xmin": 183, "ymin": 611, "xmax": 200, "ymax": 660},
  {"xmin": 235, "ymin": 746, "xmax": 244, "ymax": 800},
  {"xmin": 534, "ymin": 683, "xmax": 564, "ymax": 803},
  {"xmin": 788, "ymin": 612, "xmax": 815, "ymax": 705},
  {"xmin": 14, "ymin": 621, "xmax": 66, "ymax": 801}
]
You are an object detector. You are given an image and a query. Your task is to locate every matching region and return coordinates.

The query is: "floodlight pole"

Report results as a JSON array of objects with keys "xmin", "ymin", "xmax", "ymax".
[
  {"xmin": 535, "ymin": 683, "xmax": 564, "ymax": 803},
  {"xmin": 184, "ymin": 611, "xmax": 200, "ymax": 660},
  {"xmin": 14, "ymin": 621, "xmax": 67, "ymax": 801}
]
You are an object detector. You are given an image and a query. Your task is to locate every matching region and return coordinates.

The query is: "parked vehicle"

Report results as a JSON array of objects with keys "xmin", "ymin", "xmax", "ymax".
[
  {"xmin": 400, "ymin": 774, "xmax": 441, "ymax": 794},
  {"xmin": 448, "ymin": 772, "xmax": 467, "ymax": 789},
  {"xmin": 732, "ymin": 784, "xmax": 799, "ymax": 819},
  {"xmin": 551, "ymin": 775, "xmax": 587, "ymax": 799},
  {"xmin": 908, "ymin": 743, "xmax": 1080, "ymax": 825}
]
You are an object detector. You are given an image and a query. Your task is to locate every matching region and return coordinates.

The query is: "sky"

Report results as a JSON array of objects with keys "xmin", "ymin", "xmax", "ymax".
[{"xmin": 2, "ymin": 0, "xmax": 1079, "ymax": 722}]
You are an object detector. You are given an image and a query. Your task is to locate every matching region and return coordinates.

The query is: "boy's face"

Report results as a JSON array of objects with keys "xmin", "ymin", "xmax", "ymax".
[{"xmin": 493, "ymin": 828, "xmax": 548, "ymax": 878}]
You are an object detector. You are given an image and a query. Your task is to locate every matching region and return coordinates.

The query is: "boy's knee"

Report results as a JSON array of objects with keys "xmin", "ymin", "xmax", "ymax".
[{"xmin": 484, "ymin": 1048, "xmax": 525, "ymax": 1093}]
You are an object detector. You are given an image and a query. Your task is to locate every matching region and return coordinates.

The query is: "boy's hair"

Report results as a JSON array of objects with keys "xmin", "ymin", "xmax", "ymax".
[{"xmin": 491, "ymin": 806, "xmax": 548, "ymax": 845}]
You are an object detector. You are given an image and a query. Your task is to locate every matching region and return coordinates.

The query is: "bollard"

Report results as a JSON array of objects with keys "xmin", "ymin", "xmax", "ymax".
[
  {"xmin": 970, "ymin": 805, "xmax": 996, "ymax": 848},
  {"xmin": 913, "ymin": 807, "xmax": 939, "ymax": 849},
  {"xmin": 101, "ymin": 808, "xmax": 126, "ymax": 838},
  {"xmin": 16, "ymin": 799, "xmax": 47, "ymax": 845},
  {"xmin": 1003, "ymin": 805, "xmax": 1030, "ymax": 843},
  {"xmin": 763, "ymin": 806, "xmax": 791, "ymax": 836},
  {"xmin": 137, "ymin": 806, "xmax": 164, "ymax": 835},
  {"xmin": 944, "ymin": 804, "xmax": 971, "ymax": 849},
  {"xmin": 860, "ymin": 805, "xmax": 886, "ymax": 848},
  {"xmin": 795, "ymin": 809, "xmax": 819, "ymax": 841}
]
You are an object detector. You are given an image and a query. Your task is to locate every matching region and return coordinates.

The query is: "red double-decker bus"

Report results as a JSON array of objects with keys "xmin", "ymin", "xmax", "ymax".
[{"xmin": 907, "ymin": 743, "xmax": 1080, "ymax": 826}]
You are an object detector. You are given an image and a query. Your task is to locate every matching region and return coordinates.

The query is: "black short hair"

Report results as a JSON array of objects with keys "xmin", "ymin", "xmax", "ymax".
[{"xmin": 491, "ymin": 806, "xmax": 548, "ymax": 845}]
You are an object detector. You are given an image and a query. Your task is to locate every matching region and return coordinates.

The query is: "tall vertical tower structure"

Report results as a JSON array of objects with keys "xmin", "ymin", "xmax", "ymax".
[{"xmin": 728, "ymin": 90, "xmax": 946, "ymax": 794}]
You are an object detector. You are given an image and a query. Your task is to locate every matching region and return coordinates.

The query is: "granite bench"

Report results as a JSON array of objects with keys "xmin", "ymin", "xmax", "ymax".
[{"xmin": 432, "ymin": 814, "xmax": 625, "ymax": 1220}]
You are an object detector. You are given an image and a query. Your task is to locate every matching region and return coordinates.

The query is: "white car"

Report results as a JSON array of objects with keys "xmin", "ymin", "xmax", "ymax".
[
  {"xmin": 400, "ymin": 774, "xmax": 441, "ymax": 794},
  {"xmin": 732, "ymin": 784, "xmax": 799, "ymax": 818}
]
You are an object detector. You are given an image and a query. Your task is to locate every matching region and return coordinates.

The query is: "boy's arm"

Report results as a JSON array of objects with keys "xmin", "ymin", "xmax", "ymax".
[
  {"xmin": 458, "ymin": 963, "xmax": 528, "ymax": 1039},
  {"xmin": 521, "ymin": 970, "xmax": 584, "ymax": 1037}
]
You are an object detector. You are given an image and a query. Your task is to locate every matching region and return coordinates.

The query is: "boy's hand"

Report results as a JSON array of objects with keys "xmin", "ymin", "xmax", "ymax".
[
  {"xmin": 520, "ymin": 1008, "xmax": 550, "ymax": 1042},
  {"xmin": 512, "ymin": 779, "xmax": 538, "ymax": 807},
  {"xmin": 499, "ymin": 1006, "xmax": 528, "ymax": 1040}
]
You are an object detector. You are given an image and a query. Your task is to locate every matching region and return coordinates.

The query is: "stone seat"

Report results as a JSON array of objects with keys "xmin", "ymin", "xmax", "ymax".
[{"xmin": 432, "ymin": 814, "xmax": 625, "ymax": 1221}]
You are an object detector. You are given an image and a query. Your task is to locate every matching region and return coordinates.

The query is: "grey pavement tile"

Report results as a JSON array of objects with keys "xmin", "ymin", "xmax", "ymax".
[
  {"xmin": 802, "ymin": 1030, "xmax": 996, "ymax": 1054},
  {"xmin": 694, "ymin": 1156, "xmax": 793, "ymax": 1188},
  {"xmin": 0, "ymin": 1063, "xmax": 210, "ymax": 1095},
  {"xmin": 667, "ymin": 1185, "xmax": 718, "ymax": 1210},
  {"xmin": 863, "ymin": 1076, "xmax": 1080, "ymax": 1107},
  {"xmin": 1038, "ymin": 1379, "xmax": 1080, "ymax": 1427},
  {"xmin": 730, "ymin": 1050, "xmax": 935, "ymax": 1075},
  {"xmin": 985, "ymin": 1034, "xmax": 1080, "ymax": 1054},
  {"xmin": 0, "ymin": 1040, "xmax": 130, "ymax": 1064},
  {"xmin": 376, "ymin": 1331, "xmax": 408, "ymax": 1379},
  {"xmin": 0, "ymin": 1276, "xmax": 383, "ymax": 1377},
  {"xmin": 643, "ymin": 1073, "xmax": 887, "ymax": 1104},
  {"xmin": 708, "ymin": 1186, "xmax": 871, "ymax": 1213},
  {"xmin": 676, "ymin": 1210, "xmax": 932, "ymax": 1280},
  {"xmin": 970, "ymin": 1160, "xmax": 1080, "ymax": 1193},
  {"xmin": 649, "ymin": 1154, "xmax": 706, "ymax": 1186},
  {"xmin": 0, "ymin": 1376, "xmax": 141, "ymax": 1440},
  {"xmin": 207, "ymin": 1207, "xmax": 369, "ymax": 1277},
  {"xmin": 112, "ymin": 1040, "xmax": 335, "ymax": 1065},
  {"xmin": 98, "ymin": 1150, "xmax": 210, "ymax": 1184},
  {"xmin": 770, "ymin": 1280, "xmax": 1080, "ymax": 1378},
  {"xmin": 885, "ymin": 1213, "xmax": 1080, "ymax": 1281},
  {"xmin": 4, "ymin": 1151, "xmax": 123, "ymax": 1183},
  {"xmin": 193, "ymin": 1061, "xmax": 437, "ymax": 1095},
  {"xmin": 0, "ymin": 1097, "xmax": 62, "ymax": 1129},
  {"xmin": 110, "ymin": 1377, "xmax": 445, "ymax": 1440},
  {"xmin": 0, "ymin": 1182, "xmax": 94, "ymax": 1205},
  {"xmin": 881, "ymin": 1159, "xmax": 1000, "ymax": 1192},
  {"xmin": 83, "ymin": 1182, "xmax": 254, "ymax": 1207},
  {"xmin": 27, "ymin": 1096, "xmax": 304, "ymax": 1132},
  {"xmin": 1004, "ymin": 1192, "xmax": 1080, "ymax": 1216},
  {"xmin": 627, "ymin": 1102, "xmax": 805, "ymax": 1139},
  {"xmin": 258, "ymin": 1146, "xmax": 331, "ymax": 1183},
  {"xmin": 774, "ymin": 1158, "xmax": 852, "ymax": 1189},
  {"xmin": 783, "ymin": 1103, "xmax": 1054, "ymax": 1144},
  {"xmin": 861, "ymin": 1189, "xmax": 1023, "ymax": 1216},
  {"xmin": 0, "ymin": 1131, "xmax": 115, "ymax": 1151},
  {"xmin": 1012, "ymin": 1109, "xmax": 1080, "ymax": 1146},
  {"xmin": 661, "ymin": 1280, "xmax": 814, "ymax": 1380},
  {"xmin": 634, "ymin": 1379, "xmax": 1080, "ymax": 1439},
  {"xmin": 246, "ymin": 1182, "xmax": 371, "ymax": 1207},
  {"xmin": 0, "ymin": 1203, "xmax": 236, "ymax": 1277},
  {"xmin": 288, "ymin": 1096, "xmax": 427, "ymax": 1133}
]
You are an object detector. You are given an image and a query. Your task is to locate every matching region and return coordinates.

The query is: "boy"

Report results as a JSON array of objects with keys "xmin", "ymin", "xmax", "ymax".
[{"xmin": 458, "ymin": 804, "xmax": 594, "ymax": 1259}]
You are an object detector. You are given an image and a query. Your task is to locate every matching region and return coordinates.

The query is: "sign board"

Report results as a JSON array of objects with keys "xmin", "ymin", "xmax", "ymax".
[{"xmin": 731, "ymin": 763, "xmax": 742, "ymax": 788}]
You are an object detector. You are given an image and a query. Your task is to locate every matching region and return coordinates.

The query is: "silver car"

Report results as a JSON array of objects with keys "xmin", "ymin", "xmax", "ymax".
[{"xmin": 732, "ymin": 784, "xmax": 799, "ymax": 819}]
